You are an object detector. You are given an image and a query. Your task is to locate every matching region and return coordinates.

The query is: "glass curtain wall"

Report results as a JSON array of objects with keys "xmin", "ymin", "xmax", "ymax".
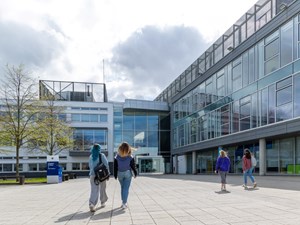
[
  {"xmin": 173, "ymin": 14, "xmax": 300, "ymax": 150},
  {"xmin": 156, "ymin": 0, "xmax": 275, "ymax": 103},
  {"xmin": 113, "ymin": 108, "xmax": 170, "ymax": 157},
  {"xmin": 266, "ymin": 137, "xmax": 300, "ymax": 174}
]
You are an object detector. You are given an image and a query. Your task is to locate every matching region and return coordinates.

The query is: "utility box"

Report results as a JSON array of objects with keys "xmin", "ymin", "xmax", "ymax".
[{"xmin": 47, "ymin": 155, "xmax": 61, "ymax": 184}]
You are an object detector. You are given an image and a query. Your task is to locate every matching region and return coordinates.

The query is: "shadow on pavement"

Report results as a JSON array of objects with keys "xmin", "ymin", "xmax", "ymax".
[
  {"xmin": 142, "ymin": 174, "xmax": 300, "ymax": 191},
  {"xmin": 55, "ymin": 207, "xmax": 125, "ymax": 223},
  {"xmin": 214, "ymin": 190, "xmax": 231, "ymax": 194}
]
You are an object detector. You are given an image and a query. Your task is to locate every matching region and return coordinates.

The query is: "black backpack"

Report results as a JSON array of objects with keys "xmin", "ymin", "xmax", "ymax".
[{"xmin": 94, "ymin": 153, "xmax": 110, "ymax": 185}]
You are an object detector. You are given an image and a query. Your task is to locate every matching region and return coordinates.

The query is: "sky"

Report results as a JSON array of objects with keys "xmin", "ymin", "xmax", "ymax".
[{"xmin": 0, "ymin": 0, "xmax": 258, "ymax": 102}]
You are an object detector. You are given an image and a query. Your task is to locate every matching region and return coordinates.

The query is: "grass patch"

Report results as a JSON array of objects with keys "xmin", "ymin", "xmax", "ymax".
[
  {"xmin": 0, "ymin": 177, "xmax": 47, "ymax": 184},
  {"xmin": 25, "ymin": 177, "xmax": 47, "ymax": 183}
]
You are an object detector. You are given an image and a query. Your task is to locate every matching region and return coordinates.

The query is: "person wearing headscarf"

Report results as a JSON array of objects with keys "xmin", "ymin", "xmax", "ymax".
[{"xmin": 88, "ymin": 144, "xmax": 109, "ymax": 212}]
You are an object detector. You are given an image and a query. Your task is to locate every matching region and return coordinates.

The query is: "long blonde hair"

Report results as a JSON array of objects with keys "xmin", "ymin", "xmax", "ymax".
[
  {"xmin": 220, "ymin": 150, "xmax": 227, "ymax": 158},
  {"xmin": 118, "ymin": 142, "xmax": 132, "ymax": 157}
]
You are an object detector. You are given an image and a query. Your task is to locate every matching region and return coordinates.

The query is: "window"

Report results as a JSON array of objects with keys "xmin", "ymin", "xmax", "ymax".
[
  {"xmin": 3, "ymin": 164, "xmax": 12, "ymax": 172},
  {"xmin": 294, "ymin": 74, "xmax": 300, "ymax": 117},
  {"xmin": 265, "ymin": 31, "xmax": 279, "ymax": 75},
  {"xmin": 72, "ymin": 163, "xmax": 80, "ymax": 170},
  {"xmin": 135, "ymin": 114, "xmax": 147, "ymax": 130},
  {"xmin": 39, "ymin": 163, "xmax": 47, "ymax": 171},
  {"xmin": 71, "ymin": 114, "xmax": 80, "ymax": 122},
  {"xmin": 281, "ymin": 20, "xmax": 293, "ymax": 66},
  {"xmin": 190, "ymin": 119, "xmax": 197, "ymax": 143},
  {"xmin": 276, "ymin": 77, "xmax": 292, "ymax": 122},
  {"xmin": 232, "ymin": 62, "xmax": 242, "ymax": 92},
  {"xmin": 60, "ymin": 163, "xmax": 67, "ymax": 170},
  {"xmin": 13, "ymin": 164, "xmax": 23, "ymax": 172},
  {"xmin": 29, "ymin": 164, "xmax": 38, "ymax": 171},
  {"xmin": 277, "ymin": 86, "xmax": 292, "ymax": 106},
  {"xmin": 73, "ymin": 129, "xmax": 108, "ymax": 151},
  {"xmin": 240, "ymin": 96, "xmax": 251, "ymax": 131},
  {"xmin": 100, "ymin": 114, "xmax": 108, "ymax": 122},
  {"xmin": 81, "ymin": 114, "xmax": 89, "ymax": 122},
  {"xmin": 217, "ymin": 72, "xmax": 225, "ymax": 98},
  {"xmin": 90, "ymin": 114, "xmax": 98, "ymax": 122},
  {"xmin": 81, "ymin": 163, "xmax": 89, "ymax": 170}
]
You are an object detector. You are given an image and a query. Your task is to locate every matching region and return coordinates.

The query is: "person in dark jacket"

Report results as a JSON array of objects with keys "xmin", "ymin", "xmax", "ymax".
[
  {"xmin": 215, "ymin": 150, "xmax": 230, "ymax": 191},
  {"xmin": 114, "ymin": 142, "xmax": 137, "ymax": 209}
]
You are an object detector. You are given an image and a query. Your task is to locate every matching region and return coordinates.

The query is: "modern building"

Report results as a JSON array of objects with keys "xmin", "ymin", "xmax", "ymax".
[
  {"xmin": 155, "ymin": 0, "xmax": 300, "ymax": 175},
  {"xmin": 0, "ymin": 80, "xmax": 170, "ymax": 176}
]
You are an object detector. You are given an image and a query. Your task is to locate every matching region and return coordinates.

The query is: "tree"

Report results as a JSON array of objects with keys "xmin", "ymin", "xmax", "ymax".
[
  {"xmin": 30, "ymin": 96, "xmax": 74, "ymax": 155},
  {"xmin": 0, "ymin": 64, "xmax": 39, "ymax": 178}
]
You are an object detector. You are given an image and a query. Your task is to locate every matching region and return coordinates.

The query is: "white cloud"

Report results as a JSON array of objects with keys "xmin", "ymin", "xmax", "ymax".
[{"xmin": 0, "ymin": 0, "xmax": 258, "ymax": 101}]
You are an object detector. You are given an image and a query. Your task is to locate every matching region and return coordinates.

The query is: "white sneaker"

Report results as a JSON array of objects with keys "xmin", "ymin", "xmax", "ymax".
[
  {"xmin": 122, "ymin": 203, "xmax": 127, "ymax": 209},
  {"xmin": 242, "ymin": 184, "xmax": 248, "ymax": 190},
  {"xmin": 253, "ymin": 182, "xmax": 257, "ymax": 188},
  {"xmin": 89, "ymin": 205, "xmax": 96, "ymax": 212}
]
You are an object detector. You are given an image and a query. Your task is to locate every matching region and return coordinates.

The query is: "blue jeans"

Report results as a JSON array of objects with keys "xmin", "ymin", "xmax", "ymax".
[
  {"xmin": 243, "ymin": 168, "xmax": 255, "ymax": 185},
  {"xmin": 117, "ymin": 170, "xmax": 132, "ymax": 204}
]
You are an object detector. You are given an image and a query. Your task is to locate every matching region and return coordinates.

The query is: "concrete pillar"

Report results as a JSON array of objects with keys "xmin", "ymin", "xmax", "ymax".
[
  {"xmin": 259, "ymin": 138, "xmax": 266, "ymax": 176},
  {"xmin": 173, "ymin": 155, "xmax": 178, "ymax": 174},
  {"xmin": 192, "ymin": 151, "xmax": 197, "ymax": 174}
]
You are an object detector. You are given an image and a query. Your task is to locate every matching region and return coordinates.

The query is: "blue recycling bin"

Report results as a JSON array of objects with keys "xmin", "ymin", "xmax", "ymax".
[{"xmin": 47, "ymin": 155, "xmax": 61, "ymax": 184}]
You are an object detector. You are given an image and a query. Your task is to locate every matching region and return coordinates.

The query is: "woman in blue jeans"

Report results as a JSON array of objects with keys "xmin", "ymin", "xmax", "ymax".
[
  {"xmin": 114, "ymin": 142, "xmax": 137, "ymax": 209},
  {"xmin": 242, "ymin": 148, "xmax": 257, "ymax": 189}
]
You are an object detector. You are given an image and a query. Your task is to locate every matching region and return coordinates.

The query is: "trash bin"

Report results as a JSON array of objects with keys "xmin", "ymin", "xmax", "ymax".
[{"xmin": 19, "ymin": 175, "xmax": 25, "ymax": 185}]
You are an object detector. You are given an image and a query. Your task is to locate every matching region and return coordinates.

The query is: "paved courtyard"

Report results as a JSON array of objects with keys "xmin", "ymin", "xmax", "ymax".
[{"xmin": 1, "ymin": 174, "xmax": 300, "ymax": 225}]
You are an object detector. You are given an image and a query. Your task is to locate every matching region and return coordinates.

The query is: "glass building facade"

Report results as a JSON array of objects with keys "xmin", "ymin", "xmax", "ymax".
[
  {"xmin": 156, "ymin": 0, "xmax": 300, "ymax": 175},
  {"xmin": 113, "ymin": 100, "xmax": 170, "ymax": 174}
]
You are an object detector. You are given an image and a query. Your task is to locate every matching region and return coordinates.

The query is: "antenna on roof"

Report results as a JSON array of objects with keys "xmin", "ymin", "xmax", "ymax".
[{"xmin": 102, "ymin": 59, "xmax": 105, "ymax": 84}]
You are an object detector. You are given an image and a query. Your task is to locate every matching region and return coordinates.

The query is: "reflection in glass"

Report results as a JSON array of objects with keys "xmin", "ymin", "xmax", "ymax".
[
  {"xmin": 266, "ymin": 141, "xmax": 278, "ymax": 173},
  {"xmin": 261, "ymin": 88, "xmax": 268, "ymax": 126},
  {"xmin": 279, "ymin": 138, "xmax": 294, "ymax": 174},
  {"xmin": 268, "ymin": 85, "xmax": 275, "ymax": 124},
  {"xmin": 265, "ymin": 55, "xmax": 279, "ymax": 74},
  {"xmin": 294, "ymin": 74, "xmax": 300, "ymax": 117},
  {"xmin": 148, "ymin": 115, "xmax": 159, "ymax": 130},
  {"xmin": 123, "ymin": 114, "xmax": 134, "ymax": 130},
  {"xmin": 276, "ymin": 86, "xmax": 292, "ymax": 106},
  {"xmin": 135, "ymin": 114, "xmax": 147, "ymax": 130},
  {"xmin": 281, "ymin": 20, "xmax": 293, "ymax": 66},
  {"xmin": 148, "ymin": 131, "xmax": 158, "ymax": 147},
  {"xmin": 276, "ymin": 103, "xmax": 292, "ymax": 122}
]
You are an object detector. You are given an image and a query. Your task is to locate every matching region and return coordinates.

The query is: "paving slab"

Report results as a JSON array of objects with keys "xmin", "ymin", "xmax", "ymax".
[{"xmin": 0, "ymin": 174, "xmax": 300, "ymax": 224}]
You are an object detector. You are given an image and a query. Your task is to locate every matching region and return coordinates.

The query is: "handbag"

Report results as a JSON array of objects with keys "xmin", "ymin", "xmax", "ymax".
[{"xmin": 94, "ymin": 153, "xmax": 110, "ymax": 185}]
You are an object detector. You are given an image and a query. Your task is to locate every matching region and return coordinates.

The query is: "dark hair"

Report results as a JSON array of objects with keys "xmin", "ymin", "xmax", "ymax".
[{"xmin": 244, "ymin": 148, "xmax": 251, "ymax": 159}]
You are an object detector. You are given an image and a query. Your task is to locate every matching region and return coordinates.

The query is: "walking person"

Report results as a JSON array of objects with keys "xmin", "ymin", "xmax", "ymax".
[
  {"xmin": 88, "ymin": 144, "xmax": 109, "ymax": 212},
  {"xmin": 242, "ymin": 148, "xmax": 257, "ymax": 189},
  {"xmin": 215, "ymin": 150, "xmax": 230, "ymax": 191},
  {"xmin": 114, "ymin": 142, "xmax": 137, "ymax": 209}
]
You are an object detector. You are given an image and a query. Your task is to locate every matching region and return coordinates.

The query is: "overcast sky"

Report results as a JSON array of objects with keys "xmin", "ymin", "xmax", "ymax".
[{"xmin": 0, "ymin": 0, "xmax": 258, "ymax": 102}]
